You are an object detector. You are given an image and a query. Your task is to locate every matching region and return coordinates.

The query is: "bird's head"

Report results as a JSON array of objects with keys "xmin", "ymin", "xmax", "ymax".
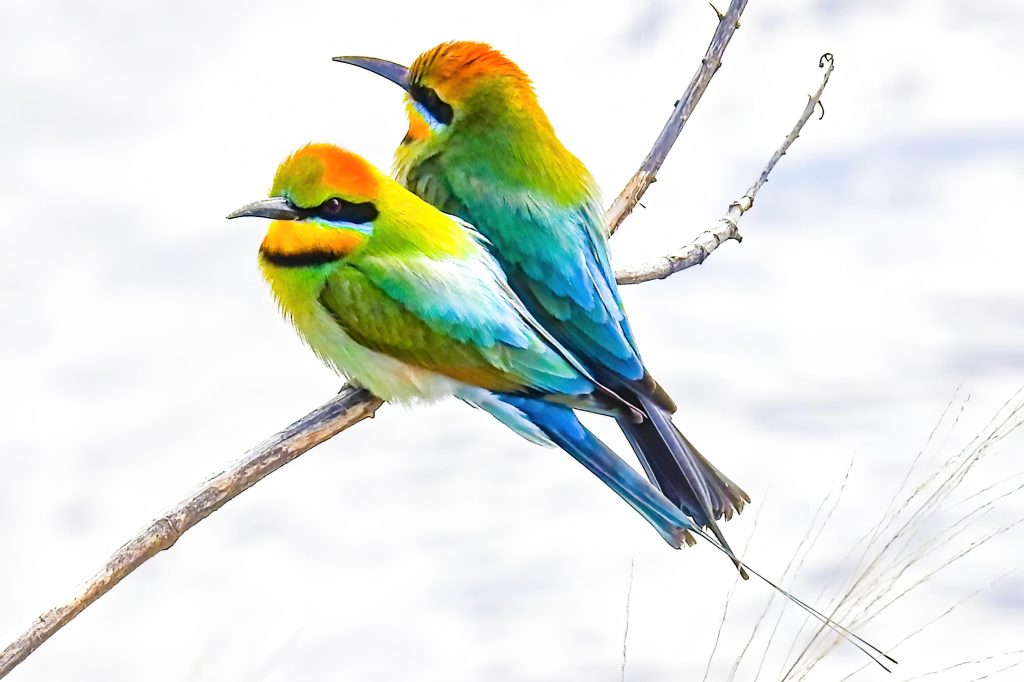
[
  {"xmin": 335, "ymin": 41, "xmax": 539, "ymax": 146},
  {"xmin": 228, "ymin": 143, "xmax": 474, "ymax": 265},
  {"xmin": 227, "ymin": 144, "xmax": 383, "ymax": 265}
]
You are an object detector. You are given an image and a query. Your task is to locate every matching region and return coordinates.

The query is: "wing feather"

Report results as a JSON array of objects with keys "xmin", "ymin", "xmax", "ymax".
[{"xmin": 320, "ymin": 248, "xmax": 593, "ymax": 398}]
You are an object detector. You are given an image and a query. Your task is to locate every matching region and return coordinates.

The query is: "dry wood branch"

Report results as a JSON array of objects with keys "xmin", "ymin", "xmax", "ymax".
[
  {"xmin": 0, "ymin": 11, "xmax": 829, "ymax": 679},
  {"xmin": 605, "ymin": 0, "xmax": 749, "ymax": 237},
  {"xmin": 615, "ymin": 53, "xmax": 835, "ymax": 285},
  {"xmin": 0, "ymin": 386, "xmax": 382, "ymax": 679}
]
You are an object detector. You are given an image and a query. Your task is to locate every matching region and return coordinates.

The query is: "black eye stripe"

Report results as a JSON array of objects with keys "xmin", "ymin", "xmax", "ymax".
[
  {"xmin": 308, "ymin": 197, "xmax": 379, "ymax": 224},
  {"xmin": 408, "ymin": 82, "xmax": 454, "ymax": 125}
]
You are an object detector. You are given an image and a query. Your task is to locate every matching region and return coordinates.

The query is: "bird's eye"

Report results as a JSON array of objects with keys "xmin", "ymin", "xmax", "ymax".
[
  {"xmin": 409, "ymin": 82, "xmax": 454, "ymax": 126},
  {"xmin": 313, "ymin": 196, "xmax": 380, "ymax": 224},
  {"xmin": 320, "ymin": 197, "xmax": 343, "ymax": 215}
]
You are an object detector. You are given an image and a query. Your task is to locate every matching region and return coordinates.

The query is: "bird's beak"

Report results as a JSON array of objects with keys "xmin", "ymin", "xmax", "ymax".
[
  {"xmin": 226, "ymin": 197, "xmax": 303, "ymax": 221},
  {"xmin": 332, "ymin": 56, "xmax": 410, "ymax": 91}
]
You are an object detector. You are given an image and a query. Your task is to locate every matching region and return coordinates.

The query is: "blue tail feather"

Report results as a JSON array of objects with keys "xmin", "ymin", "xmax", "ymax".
[
  {"xmin": 468, "ymin": 393, "xmax": 894, "ymax": 671},
  {"xmin": 498, "ymin": 395, "xmax": 696, "ymax": 548}
]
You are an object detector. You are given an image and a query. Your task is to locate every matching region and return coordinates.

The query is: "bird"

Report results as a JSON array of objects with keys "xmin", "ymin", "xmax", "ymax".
[
  {"xmin": 227, "ymin": 144, "xmax": 895, "ymax": 671},
  {"xmin": 229, "ymin": 142, "xmax": 706, "ymax": 550},
  {"xmin": 334, "ymin": 41, "xmax": 750, "ymax": 562}
]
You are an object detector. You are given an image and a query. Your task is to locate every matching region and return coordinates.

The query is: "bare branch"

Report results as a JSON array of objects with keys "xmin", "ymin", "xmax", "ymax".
[
  {"xmin": 614, "ymin": 54, "xmax": 836, "ymax": 285},
  {"xmin": 605, "ymin": 0, "xmax": 749, "ymax": 237},
  {"xmin": 748, "ymin": 53, "xmax": 834, "ymax": 201},
  {"xmin": 0, "ymin": 386, "xmax": 382, "ymax": 679}
]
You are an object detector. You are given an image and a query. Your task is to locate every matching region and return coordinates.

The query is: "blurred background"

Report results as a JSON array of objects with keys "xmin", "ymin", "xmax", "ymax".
[{"xmin": 2, "ymin": 0, "xmax": 1022, "ymax": 679}]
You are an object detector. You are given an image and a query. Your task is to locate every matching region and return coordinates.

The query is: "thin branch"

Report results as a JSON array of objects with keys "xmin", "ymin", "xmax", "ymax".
[
  {"xmin": 605, "ymin": 0, "xmax": 748, "ymax": 237},
  {"xmin": 0, "ymin": 386, "xmax": 382, "ymax": 679},
  {"xmin": 615, "ymin": 54, "xmax": 835, "ymax": 285},
  {"xmin": 598, "ymin": 0, "xmax": 753, "ymax": 237},
  {"xmin": 0, "ymin": 14, "xmax": 832, "ymax": 680}
]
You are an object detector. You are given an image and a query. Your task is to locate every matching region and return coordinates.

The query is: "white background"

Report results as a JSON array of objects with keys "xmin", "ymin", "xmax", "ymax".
[{"xmin": 2, "ymin": 1, "xmax": 1022, "ymax": 680}]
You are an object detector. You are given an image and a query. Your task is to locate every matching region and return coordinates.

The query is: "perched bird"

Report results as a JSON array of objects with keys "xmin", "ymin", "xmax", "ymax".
[
  {"xmin": 227, "ymin": 144, "xmax": 894, "ymax": 671},
  {"xmin": 229, "ymin": 143, "xmax": 703, "ymax": 550},
  {"xmin": 335, "ymin": 42, "xmax": 749, "ymax": 559}
]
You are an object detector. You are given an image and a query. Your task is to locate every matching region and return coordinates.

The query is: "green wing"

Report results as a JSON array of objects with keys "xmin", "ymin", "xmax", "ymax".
[
  {"xmin": 405, "ymin": 153, "xmax": 646, "ymax": 384},
  {"xmin": 318, "ymin": 263, "xmax": 593, "ymax": 397}
]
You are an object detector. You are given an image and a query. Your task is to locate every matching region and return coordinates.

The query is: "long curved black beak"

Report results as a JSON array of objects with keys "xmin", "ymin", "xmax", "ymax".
[
  {"xmin": 226, "ymin": 197, "xmax": 302, "ymax": 221},
  {"xmin": 332, "ymin": 56, "xmax": 410, "ymax": 91}
]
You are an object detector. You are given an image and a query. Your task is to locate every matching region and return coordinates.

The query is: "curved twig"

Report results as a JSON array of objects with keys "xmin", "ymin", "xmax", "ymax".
[{"xmin": 615, "ymin": 53, "xmax": 835, "ymax": 285}]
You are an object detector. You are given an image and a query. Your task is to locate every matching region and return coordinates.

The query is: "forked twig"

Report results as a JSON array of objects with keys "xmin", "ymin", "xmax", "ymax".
[{"xmin": 615, "ymin": 54, "xmax": 835, "ymax": 285}]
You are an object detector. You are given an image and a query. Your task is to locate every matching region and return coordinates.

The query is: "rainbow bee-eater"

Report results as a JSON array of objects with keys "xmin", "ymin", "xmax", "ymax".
[
  {"xmin": 228, "ymin": 143, "xmax": 707, "ymax": 551},
  {"xmin": 334, "ymin": 42, "xmax": 749, "ymax": 559},
  {"xmin": 225, "ymin": 144, "xmax": 894, "ymax": 669}
]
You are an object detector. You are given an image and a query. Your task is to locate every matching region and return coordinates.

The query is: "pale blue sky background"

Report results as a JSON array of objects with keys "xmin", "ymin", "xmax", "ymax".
[{"xmin": 1, "ymin": 1, "xmax": 1022, "ymax": 680}]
